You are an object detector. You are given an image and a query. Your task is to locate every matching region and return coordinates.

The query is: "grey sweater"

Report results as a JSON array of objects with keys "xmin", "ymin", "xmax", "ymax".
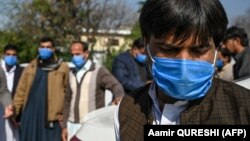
[{"xmin": 62, "ymin": 61, "xmax": 125, "ymax": 128}]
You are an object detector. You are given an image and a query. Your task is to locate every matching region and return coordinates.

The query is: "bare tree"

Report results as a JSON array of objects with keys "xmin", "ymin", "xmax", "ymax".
[
  {"xmin": 0, "ymin": 0, "xmax": 137, "ymax": 62},
  {"xmin": 99, "ymin": 0, "xmax": 138, "ymax": 30},
  {"xmin": 233, "ymin": 8, "xmax": 250, "ymax": 41},
  {"xmin": 6, "ymin": 0, "xmax": 137, "ymax": 46}
]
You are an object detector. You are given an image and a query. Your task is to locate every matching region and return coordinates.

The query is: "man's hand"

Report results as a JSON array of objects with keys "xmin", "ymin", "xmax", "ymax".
[
  {"xmin": 58, "ymin": 114, "xmax": 63, "ymax": 128},
  {"xmin": 146, "ymin": 80, "xmax": 152, "ymax": 84},
  {"xmin": 61, "ymin": 128, "xmax": 68, "ymax": 141},
  {"xmin": 3, "ymin": 105, "xmax": 13, "ymax": 118},
  {"xmin": 112, "ymin": 97, "xmax": 122, "ymax": 105}
]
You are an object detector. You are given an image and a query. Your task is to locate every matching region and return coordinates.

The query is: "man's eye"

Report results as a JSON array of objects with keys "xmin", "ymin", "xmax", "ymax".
[
  {"xmin": 6, "ymin": 54, "xmax": 17, "ymax": 56},
  {"xmin": 191, "ymin": 46, "xmax": 209, "ymax": 54},
  {"xmin": 158, "ymin": 45, "xmax": 179, "ymax": 53}
]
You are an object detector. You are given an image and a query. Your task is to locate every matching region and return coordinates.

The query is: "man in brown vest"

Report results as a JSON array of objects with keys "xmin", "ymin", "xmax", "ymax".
[
  {"xmin": 114, "ymin": 0, "xmax": 250, "ymax": 141},
  {"xmin": 12, "ymin": 37, "xmax": 69, "ymax": 141},
  {"xmin": 62, "ymin": 41, "xmax": 124, "ymax": 141}
]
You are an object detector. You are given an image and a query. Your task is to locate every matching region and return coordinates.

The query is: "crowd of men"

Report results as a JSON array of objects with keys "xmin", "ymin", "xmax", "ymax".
[{"xmin": 1, "ymin": 0, "xmax": 250, "ymax": 141}]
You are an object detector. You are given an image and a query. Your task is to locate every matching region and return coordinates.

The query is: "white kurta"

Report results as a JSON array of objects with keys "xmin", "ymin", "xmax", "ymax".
[{"xmin": 1, "ymin": 60, "xmax": 19, "ymax": 141}]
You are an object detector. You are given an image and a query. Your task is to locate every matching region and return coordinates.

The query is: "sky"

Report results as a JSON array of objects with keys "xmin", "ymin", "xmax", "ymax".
[
  {"xmin": 127, "ymin": 0, "xmax": 250, "ymax": 25},
  {"xmin": 220, "ymin": 0, "xmax": 250, "ymax": 24}
]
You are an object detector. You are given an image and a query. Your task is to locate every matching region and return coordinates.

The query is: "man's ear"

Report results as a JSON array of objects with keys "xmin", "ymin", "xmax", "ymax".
[
  {"xmin": 84, "ymin": 50, "xmax": 89, "ymax": 58},
  {"xmin": 51, "ymin": 47, "xmax": 56, "ymax": 52}
]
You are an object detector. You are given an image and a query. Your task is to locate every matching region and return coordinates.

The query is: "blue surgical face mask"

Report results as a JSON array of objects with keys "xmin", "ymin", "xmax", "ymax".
[
  {"xmin": 4, "ymin": 55, "xmax": 17, "ymax": 66},
  {"xmin": 39, "ymin": 48, "xmax": 53, "ymax": 60},
  {"xmin": 72, "ymin": 55, "xmax": 85, "ymax": 69},
  {"xmin": 147, "ymin": 45, "xmax": 217, "ymax": 100},
  {"xmin": 216, "ymin": 59, "xmax": 224, "ymax": 69},
  {"xmin": 135, "ymin": 53, "xmax": 147, "ymax": 63}
]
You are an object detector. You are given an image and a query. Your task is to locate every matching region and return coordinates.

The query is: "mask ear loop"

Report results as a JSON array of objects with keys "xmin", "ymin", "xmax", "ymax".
[
  {"xmin": 211, "ymin": 50, "xmax": 218, "ymax": 80},
  {"xmin": 146, "ymin": 44, "xmax": 155, "ymax": 75},
  {"xmin": 212, "ymin": 50, "xmax": 218, "ymax": 67},
  {"xmin": 146, "ymin": 44, "xmax": 155, "ymax": 63}
]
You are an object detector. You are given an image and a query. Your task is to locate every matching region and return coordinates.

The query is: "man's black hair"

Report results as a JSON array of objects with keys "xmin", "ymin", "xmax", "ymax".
[
  {"xmin": 219, "ymin": 47, "xmax": 232, "ymax": 62},
  {"xmin": 139, "ymin": 0, "xmax": 228, "ymax": 47},
  {"xmin": 40, "ymin": 37, "xmax": 55, "ymax": 47},
  {"xmin": 132, "ymin": 37, "xmax": 144, "ymax": 49},
  {"xmin": 71, "ymin": 41, "xmax": 89, "ymax": 51},
  {"xmin": 4, "ymin": 44, "xmax": 18, "ymax": 53},
  {"xmin": 223, "ymin": 26, "xmax": 249, "ymax": 47}
]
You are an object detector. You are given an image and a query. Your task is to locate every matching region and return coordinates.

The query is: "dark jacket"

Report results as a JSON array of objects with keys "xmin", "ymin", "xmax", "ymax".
[
  {"xmin": 112, "ymin": 51, "xmax": 151, "ymax": 93},
  {"xmin": 233, "ymin": 47, "xmax": 250, "ymax": 80},
  {"xmin": 11, "ymin": 65, "xmax": 24, "ymax": 98},
  {"xmin": 118, "ymin": 78, "xmax": 250, "ymax": 141}
]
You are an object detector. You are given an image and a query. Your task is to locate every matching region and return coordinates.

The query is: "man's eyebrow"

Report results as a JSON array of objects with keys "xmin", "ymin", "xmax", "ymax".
[
  {"xmin": 156, "ymin": 42, "xmax": 179, "ymax": 48},
  {"xmin": 156, "ymin": 42, "xmax": 207, "ymax": 49},
  {"xmin": 189, "ymin": 44, "xmax": 207, "ymax": 48},
  {"xmin": 5, "ymin": 54, "xmax": 17, "ymax": 56}
]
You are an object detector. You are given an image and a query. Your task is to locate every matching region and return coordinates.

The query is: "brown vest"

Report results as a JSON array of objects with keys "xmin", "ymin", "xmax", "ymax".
[{"xmin": 118, "ymin": 78, "xmax": 250, "ymax": 141}]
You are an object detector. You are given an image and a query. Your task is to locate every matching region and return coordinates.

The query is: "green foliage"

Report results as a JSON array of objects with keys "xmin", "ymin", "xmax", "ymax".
[
  {"xmin": 0, "ymin": 0, "xmax": 138, "ymax": 64},
  {"xmin": 128, "ymin": 22, "xmax": 142, "ymax": 40},
  {"xmin": 0, "ymin": 0, "xmax": 88, "ymax": 63},
  {"xmin": 56, "ymin": 49, "xmax": 71, "ymax": 62},
  {"xmin": 0, "ymin": 30, "xmax": 37, "ymax": 63},
  {"xmin": 7, "ymin": 0, "xmax": 87, "ymax": 48},
  {"xmin": 103, "ymin": 50, "xmax": 119, "ymax": 72},
  {"xmin": 103, "ymin": 43, "xmax": 128, "ymax": 71},
  {"xmin": 32, "ymin": 0, "xmax": 51, "ymax": 13},
  {"xmin": 102, "ymin": 21, "xmax": 142, "ymax": 72}
]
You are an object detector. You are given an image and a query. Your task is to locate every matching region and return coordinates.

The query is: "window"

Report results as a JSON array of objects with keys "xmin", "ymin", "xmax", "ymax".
[{"xmin": 107, "ymin": 38, "xmax": 119, "ymax": 46}]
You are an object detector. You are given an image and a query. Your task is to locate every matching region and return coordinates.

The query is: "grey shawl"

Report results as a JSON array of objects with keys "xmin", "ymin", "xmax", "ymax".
[{"xmin": 0, "ymin": 65, "xmax": 11, "ymax": 107}]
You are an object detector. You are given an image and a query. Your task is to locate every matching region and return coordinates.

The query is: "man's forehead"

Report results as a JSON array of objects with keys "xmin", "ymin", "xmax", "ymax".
[
  {"xmin": 71, "ymin": 43, "xmax": 83, "ymax": 49},
  {"xmin": 151, "ymin": 36, "xmax": 197, "ymax": 46},
  {"xmin": 150, "ymin": 35, "xmax": 213, "ymax": 47},
  {"xmin": 40, "ymin": 41, "xmax": 53, "ymax": 45},
  {"xmin": 5, "ymin": 50, "xmax": 17, "ymax": 55},
  {"xmin": 5, "ymin": 49, "xmax": 17, "ymax": 53}
]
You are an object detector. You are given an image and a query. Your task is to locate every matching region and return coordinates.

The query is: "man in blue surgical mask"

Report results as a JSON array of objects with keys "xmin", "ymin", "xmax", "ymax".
[
  {"xmin": 10, "ymin": 37, "xmax": 69, "ymax": 141},
  {"xmin": 61, "ymin": 41, "xmax": 124, "ymax": 141},
  {"xmin": 215, "ymin": 47, "xmax": 234, "ymax": 81},
  {"xmin": 112, "ymin": 37, "xmax": 152, "ymax": 94},
  {"xmin": 1, "ymin": 44, "xmax": 24, "ymax": 98},
  {"xmin": 1, "ymin": 44, "xmax": 23, "ymax": 141},
  {"xmin": 114, "ymin": 0, "xmax": 250, "ymax": 140}
]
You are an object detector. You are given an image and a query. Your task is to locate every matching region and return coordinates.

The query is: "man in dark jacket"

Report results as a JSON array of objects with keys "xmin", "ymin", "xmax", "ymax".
[
  {"xmin": 1, "ymin": 44, "xmax": 23, "ymax": 141},
  {"xmin": 114, "ymin": 0, "xmax": 250, "ymax": 141},
  {"xmin": 112, "ymin": 37, "xmax": 151, "ymax": 94},
  {"xmin": 221, "ymin": 26, "xmax": 250, "ymax": 80},
  {"xmin": 1, "ymin": 44, "xmax": 24, "ymax": 98}
]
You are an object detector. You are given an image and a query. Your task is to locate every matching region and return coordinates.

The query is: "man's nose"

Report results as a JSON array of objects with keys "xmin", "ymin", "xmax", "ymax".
[
  {"xmin": 175, "ymin": 50, "xmax": 193, "ymax": 60},
  {"xmin": 220, "ymin": 43, "xmax": 226, "ymax": 49}
]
